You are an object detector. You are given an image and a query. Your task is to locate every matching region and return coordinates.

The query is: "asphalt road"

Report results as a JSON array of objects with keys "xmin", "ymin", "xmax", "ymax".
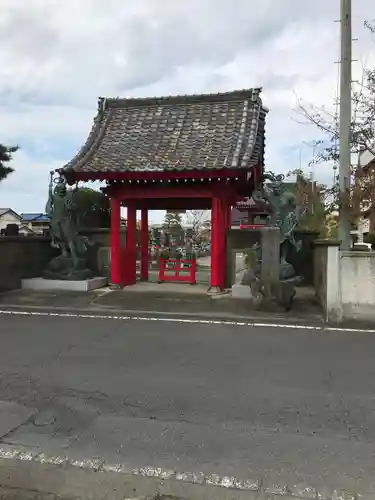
[{"xmin": 0, "ymin": 311, "xmax": 375, "ymax": 495}]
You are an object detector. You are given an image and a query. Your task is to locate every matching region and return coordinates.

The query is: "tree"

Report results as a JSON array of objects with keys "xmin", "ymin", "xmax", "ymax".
[
  {"xmin": 71, "ymin": 187, "xmax": 111, "ymax": 228},
  {"xmin": 294, "ymin": 19, "xmax": 375, "ymax": 223},
  {"xmin": 163, "ymin": 211, "xmax": 183, "ymax": 229},
  {"xmin": 162, "ymin": 211, "xmax": 184, "ymax": 245},
  {"xmin": 286, "ymin": 168, "xmax": 327, "ymax": 233},
  {"xmin": 183, "ymin": 210, "xmax": 211, "ymax": 241},
  {"xmin": 325, "ymin": 213, "xmax": 339, "ymax": 239},
  {"xmin": 0, "ymin": 144, "xmax": 19, "ymax": 182}
]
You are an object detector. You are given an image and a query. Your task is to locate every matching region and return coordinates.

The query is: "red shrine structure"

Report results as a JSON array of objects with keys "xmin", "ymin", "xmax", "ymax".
[{"xmin": 59, "ymin": 88, "xmax": 268, "ymax": 291}]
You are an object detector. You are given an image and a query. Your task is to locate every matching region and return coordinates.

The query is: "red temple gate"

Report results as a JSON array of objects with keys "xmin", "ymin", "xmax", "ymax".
[{"xmin": 59, "ymin": 89, "xmax": 268, "ymax": 291}]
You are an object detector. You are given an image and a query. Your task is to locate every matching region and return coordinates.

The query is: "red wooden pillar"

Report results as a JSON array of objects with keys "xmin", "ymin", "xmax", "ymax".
[
  {"xmin": 140, "ymin": 208, "xmax": 149, "ymax": 281},
  {"xmin": 110, "ymin": 196, "xmax": 121, "ymax": 285},
  {"xmin": 125, "ymin": 203, "xmax": 137, "ymax": 285},
  {"xmin": 222, "ymin": 203, "xmax": 227, "ymax": 231},
  {"xmin": 210, "ymin": 197, "xmax": 221, "ymax": 291},
  {"xmin": 218, "ymin": 199, "xmax": 227, "ymax": 290},
  {"xmin": 226, "ymin": 203, "xmax": 232, "ymax": 229}
]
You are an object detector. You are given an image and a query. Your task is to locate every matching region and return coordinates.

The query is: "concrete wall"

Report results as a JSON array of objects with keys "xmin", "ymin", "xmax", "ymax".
[
  {"xmin": 313, "ymin": 241, "xmax": 375, "ymax": 322},
  {"xmin": 340, "ymin": 251, "xmax": 375, "ymax": 320}
]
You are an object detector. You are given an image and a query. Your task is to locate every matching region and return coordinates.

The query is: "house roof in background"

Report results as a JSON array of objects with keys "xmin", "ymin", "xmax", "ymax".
[
  {"xmin": 358, "ymin": 146, "xmax": 375, "ymax": 168},
  {"xmin": 62, "ymin": 88, "xmax": 268, "ymax": 174},
  {"xmin": 20, "ymin": 213, "xmax": 50, "ymax": 222},
  {"xmin": 0, "ymin": 208, "xmax": 21, "ymax": 219}
]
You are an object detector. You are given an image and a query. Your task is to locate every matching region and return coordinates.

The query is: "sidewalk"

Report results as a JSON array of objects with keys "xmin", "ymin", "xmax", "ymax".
[{"xmin": 0, "ymin": 285, "xmax": 323, "ymax": 324}]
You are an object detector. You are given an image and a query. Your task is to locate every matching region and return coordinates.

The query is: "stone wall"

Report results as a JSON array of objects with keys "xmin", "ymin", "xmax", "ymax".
[
  {"xmin": 225, "ymin": 229, "xmax": 261, "ymax": 287},
  {"xmin": 0, "ymin": 228, "xmax": 118, "ymax": 293},
  {"xmin": 226, "ymin": 228, "xmax": 319, "ymax": 288},
  {"xmin": 291, "ymin": 229, "xmax": 319, "ymax": 286},
  {"xmin": 0, "ymin": 236, "xmax": 58, "ymax": 292}
]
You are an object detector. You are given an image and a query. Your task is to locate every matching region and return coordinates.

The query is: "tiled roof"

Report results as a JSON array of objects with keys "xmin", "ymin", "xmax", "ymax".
[{"xmin": 62, "ymin": 89, "xmax": 267, "ymax": 174}]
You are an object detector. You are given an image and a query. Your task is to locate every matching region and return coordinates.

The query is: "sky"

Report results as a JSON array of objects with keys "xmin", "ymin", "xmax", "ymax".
[{"xmin": 0, "ymin": 0, "xmax": 374, "ymax": 223}]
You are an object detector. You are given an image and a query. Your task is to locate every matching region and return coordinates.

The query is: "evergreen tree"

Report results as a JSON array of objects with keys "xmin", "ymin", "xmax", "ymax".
[
  {"xmin": 163, "ymin": 211, "xmax": 182, "ymax": 228},
  {"xmin": 0, "ymin": 144, "xmax": 19, "ymax": 182},
  {"xmin": 72, "ymin": 187, "xmax": 111, "ymax": 228}
]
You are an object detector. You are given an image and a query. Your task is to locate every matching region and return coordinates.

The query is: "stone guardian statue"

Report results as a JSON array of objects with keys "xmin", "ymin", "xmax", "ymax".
[{"xmin": 43, "ymin": 171, "xmax": 93, "ymax": 280}]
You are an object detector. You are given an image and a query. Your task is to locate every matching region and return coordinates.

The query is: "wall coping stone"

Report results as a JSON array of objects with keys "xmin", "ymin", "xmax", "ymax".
[
  {"xmin": 313, "ymin": 239, "xmax": 340, "ymax": 247},
  {"xmin": 341, "ymin": 250, "xmax": 375, "ymax": 258}
]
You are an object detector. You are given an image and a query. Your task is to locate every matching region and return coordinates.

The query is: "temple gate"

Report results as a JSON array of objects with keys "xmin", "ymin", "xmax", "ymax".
[{"xmin": 59, "ymin": 88, "xmax": 268, "ymax": 291}]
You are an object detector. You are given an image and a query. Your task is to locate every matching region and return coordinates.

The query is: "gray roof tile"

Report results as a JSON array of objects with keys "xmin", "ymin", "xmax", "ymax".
[{"xmin": 63, "ymin": 88, "xmax": 267, "ymax": 174}]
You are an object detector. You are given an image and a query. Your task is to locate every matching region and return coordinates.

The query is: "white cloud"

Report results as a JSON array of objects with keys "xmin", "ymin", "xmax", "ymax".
[{"xmin": 0, "ymin": 0, "xmax": 374, "ymax": 223}]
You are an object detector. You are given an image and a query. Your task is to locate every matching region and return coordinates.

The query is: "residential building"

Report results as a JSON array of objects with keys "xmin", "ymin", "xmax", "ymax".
[
  {"xmin": 354, "ymin": 147, "xmax": 375, "ymax": 232},
  {"xmin": 20, "ymin": 213, "xmax": 50, "ymax": 234},
  {"xmin": 0, "ymin": 208, "xmax": 36, "ymax": 235}
]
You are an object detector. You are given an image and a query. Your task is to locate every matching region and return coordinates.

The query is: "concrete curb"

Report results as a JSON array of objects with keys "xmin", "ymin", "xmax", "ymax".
[
  {"xmin": 0, "ymin": 302, "xmax": 325, "ymax": 327},
  {"xmin": 0, "ymin": 445, "xmax": 365, "ymax": 500}
]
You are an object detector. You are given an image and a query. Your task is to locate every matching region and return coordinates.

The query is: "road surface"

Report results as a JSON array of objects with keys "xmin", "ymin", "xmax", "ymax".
[{"xmin": 0, "ymin": 310, "xmax": 375, "ymax": 497}]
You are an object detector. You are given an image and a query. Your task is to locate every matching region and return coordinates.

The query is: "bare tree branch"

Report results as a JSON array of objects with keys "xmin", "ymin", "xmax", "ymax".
[
  {"xmin": 293, "ymin": 19, "xmax": 375, "ymax": 223},
  {"xmin": 183, "ymin": 210, "xmax": 211, "ymax": 241}
]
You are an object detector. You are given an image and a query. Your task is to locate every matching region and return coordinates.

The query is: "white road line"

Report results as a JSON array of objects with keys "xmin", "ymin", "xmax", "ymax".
[
  {"xmin": 0, "ymin": 445, "xmax": 313, "ymax": 497},
  {"xmin": 0, "ymin": 444, "xmax": 260, "ymax": 491},
  {"xmin": 0, "ymin": 445, "xmax": 357, "ymax": 499},
  {"xmin": 0, "ymin": 309, "xmax": 374, "ymax": 333}
]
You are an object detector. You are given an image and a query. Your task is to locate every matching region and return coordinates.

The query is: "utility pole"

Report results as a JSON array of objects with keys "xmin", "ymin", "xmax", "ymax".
[{"xmin": 338, "ymin": 0, "xmax": 352, "ymax": 249}]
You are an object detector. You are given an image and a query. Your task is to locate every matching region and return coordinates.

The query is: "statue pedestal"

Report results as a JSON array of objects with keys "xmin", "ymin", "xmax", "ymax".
[{"xmin": 21, "ymin": 277, "xmax": 107, "ymax": 292}]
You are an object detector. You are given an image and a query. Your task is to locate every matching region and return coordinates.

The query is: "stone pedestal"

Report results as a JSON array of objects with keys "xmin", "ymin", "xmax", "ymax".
[
  {"xmin": 21, "ymin": 277, "xmax": 107, "ymax": 292},
  {"xmin": 260, "ymin": 227, "xmax": 280, "ymax": 296}
]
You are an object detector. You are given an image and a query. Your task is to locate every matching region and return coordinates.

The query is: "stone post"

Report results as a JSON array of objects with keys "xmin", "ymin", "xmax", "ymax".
[
  {"xmin": 313, "ymin": 239, "xmax": 342, "ymax": 322},
  {"xmin": 260, "ymin": 227, "xmax": 280, "ymax": 297}
]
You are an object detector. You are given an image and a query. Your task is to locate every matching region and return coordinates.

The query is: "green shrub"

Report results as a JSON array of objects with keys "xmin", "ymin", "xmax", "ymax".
[{"xmin": 159, "ymin": 248, "xmax": 170, "ymax": 259}]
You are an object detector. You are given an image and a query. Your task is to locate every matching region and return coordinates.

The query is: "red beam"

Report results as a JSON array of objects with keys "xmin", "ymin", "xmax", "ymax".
[
  {"xmin": 104, "ymin": 181, "xmax": 244, "ymax": 200},
  {"xmin": 61, "ymin": 168, "xmax": 253, "ymax": 183},
  {"xmin": 129, "ymin": 199, "xmax": 212, "ymax": 210},
  {"xmin": 106, "ymin": 185, "xmax": 225, "ymax": 200}
]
